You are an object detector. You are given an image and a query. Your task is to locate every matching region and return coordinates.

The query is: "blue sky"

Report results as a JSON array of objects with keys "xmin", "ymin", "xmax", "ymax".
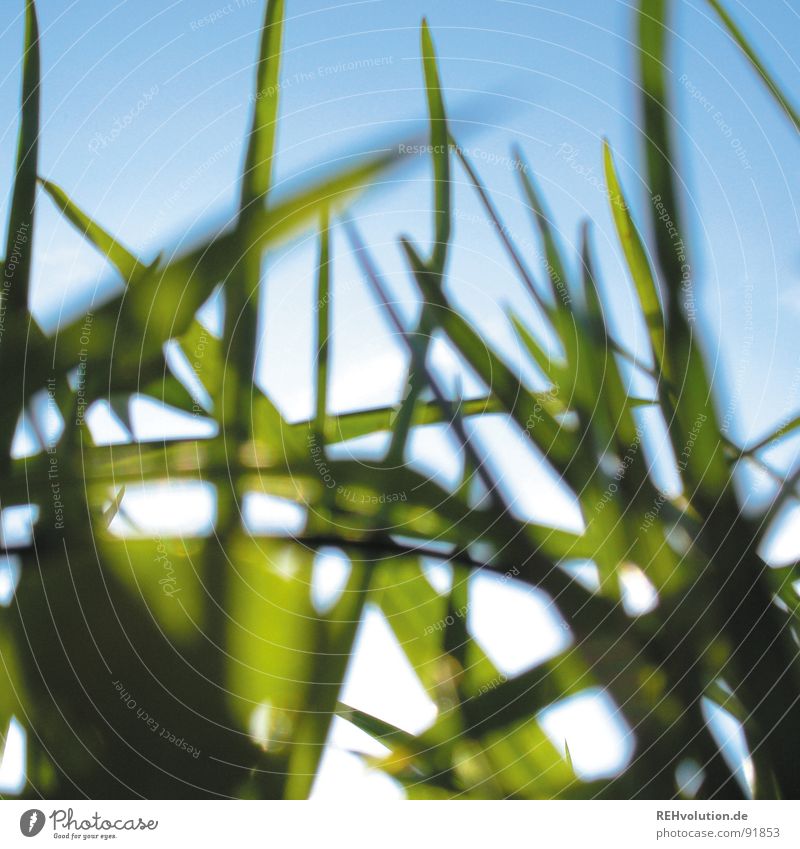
[
  {"xmin": 1, "ymin": 0, "xmax": 799, "ymax": 797},
  {"xmin": 1, "ymin": 0, "xmax": 797, "ymax": 443}
]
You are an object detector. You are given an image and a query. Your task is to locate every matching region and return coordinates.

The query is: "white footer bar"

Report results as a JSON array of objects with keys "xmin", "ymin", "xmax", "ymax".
[{"xmin": 2, "ymin": 800, "xmax": 798, "ymax": 848}]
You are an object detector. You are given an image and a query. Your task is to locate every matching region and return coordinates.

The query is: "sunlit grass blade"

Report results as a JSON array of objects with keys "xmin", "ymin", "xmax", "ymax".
[
  {"xmin": 240, "ymin": 0, "xmax": 285, "ymax": 210},
  {"xmin": 314, "ymin": 210, "xmax": 331, "ymax": 442},
  {"xmin": 369, "ymin": 19, "xmax": 453, "ymax": 464},
  {"xmin": 39, "ymin": 178, "xmax": 143, "ymax": 282},
  {"xmin": 315, "ymin": 395, "xmax": 499, "ymax": 444},
  {"xmin": 421, "ymin": 19, "xmax": 450, "ymax": 273},
  {"xmin": 508, "ymin": 310, "xmax": 563, "ymax": 390},
  {"xmin": 225, "ymin": 0, "xmax": 286, "ymax": 430},
  {"xmin": 286, "ymin": 563, "xmax": 370, "ymax": 799},
  {"xmin": 603, "ymin": 140, "xmax": 667, "ymax": 374},
  {"xmin": 46, "ymin": 144, "xmax": 408, "ymax": 392}
]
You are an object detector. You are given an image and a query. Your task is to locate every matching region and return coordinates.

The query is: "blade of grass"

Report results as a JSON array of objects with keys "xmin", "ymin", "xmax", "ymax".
[
  {"xmin": 240, "ymin": 0, "xmax": 285, "ymax": 210},
  {"xmin": 603, "ymin": 140, "xmax": 667, "ymax": 375},
  {"xmin": 514, "ymin": 147, "xmax": 573, "ymax": 319},
  {"xmin": 3, "ymin": 0, "xmax": 39, "ymax": 313},
  {"xmin": 705, "ymin": 0, "xmax": 800, "ymax": 132},
  {"xmin": 421, "ymin": 19, "xmax": 450, "ymax": 273},
  {"xmin": 454, "ymin": 142, "xmax": 552, "ymax": 321},
  {"xmin": 380, "ymin": 20, "xmax": 453, "ymax": 465},
  {"xmin": 285, "ymin": 562, "xmax": 371, "ymax": 799},
  {"xmin": 741, "ymin": 413, "xmax": 800, "ymax": 455},
  {"xmin": 38, "ymin": 178, "xmax": 143, "ymax": 283},
  {"xmin": 638, "ymin": 0, "xmax": 685, "ymax": 326},
  {"xmin": 226, "ymin": 0, "xmax": 286, "ymax": 434},
  {"xmin": 1, "ymin": 0, "xmax": 40, "ymax": 473},
  {"xmin": 314, "ymin": 210, "xmax": 331, "ymax": 442}
]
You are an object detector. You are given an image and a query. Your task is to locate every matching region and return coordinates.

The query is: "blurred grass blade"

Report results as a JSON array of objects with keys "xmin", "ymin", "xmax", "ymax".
[
  {"xmin": 0, "ymin": 0, "xmax": 40, "ymax": 472},
  {"xmin": 638, "ymin": 0, "xmax": 685, "ymax": 325},
  {"xmin": 3, "ymin": 0, "xmax": 40, "ymax": 314},
  {"xmin": 455, "ymin": 143, "xmax": 553, "ymax": 323},
  {"xmin": 39, "ymin": 178, "xmax": 143, "ymax": 282},
  {"xmin": 421, "ymin": 19, "xmax": 450, "ymax": 273},
  {"xmin": 101, "ymin": 486, "xmax": 127, "ymax": 530},
  {"xmin": 705, "ymin": 0, "xmax": 800, "ymax": 132},
  {"xmin": 314, "ymin": 210, "xmax": 331, "ymax": 441},
  {"xmin": 226, "ymin": 0, "xmax": 286, "ymax": 423},
  {"xmin": 342, "ymin": 219, "xmax": 428, "ymax": 467},
  {"xmin": 514, "ymin": 146, "xmax": 572, "ymax": 317},
  {"xmin": 286, "ymin": 563, "xmax": 370, "ymax": 799},
  {"xmin": 240, "ymin": 0, "xmax": 285, "ymax": 210},
  {"xmin": 743, "ymin": 413, "xmax": 800, "ymax": 455},
  {"xmin": 603, "ymin": 140, "xmax": 666, "ymax": 373},
  {"xmin": 564, "ymin": 738, "xmax": 574, "ymax": 776},
  {"xmin": 404, "ymin": 240, "xmax": 574, "ymax": 470},
  {"xmin": 316, "ymin": 395, "xmax": 499, "ymax": 444},
  {"xmin": 46, "ymin": 142, "xmax": 407, "ymax": 384},
  {"xmin": 508, "ymin": 310, "xmax": 562, "ymax": 386}
]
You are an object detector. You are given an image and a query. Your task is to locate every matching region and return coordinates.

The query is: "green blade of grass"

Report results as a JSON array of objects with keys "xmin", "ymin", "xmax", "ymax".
[
  {"xmin": 226, "ymin": 0, "xmax": 286, "ymax": 431},
  {"xmin": 705, "ymin": 0, "xmax": 800, "ymax": 132},
  {"xmin": 514, "ymin": 147, "xmax": 573, "ymax": 318},
  {"xmin": 421, "ymin": 19, "xmax": 450, "ymax": 273},
  {"xmin": 240, "ymin": 0, "xmax": 285, "ymax": 210},
  {"xmin": 403, "ymin": 239, "xmax": 576, "ymax": 472},
  {"xmin": 285, "ymin": 563, "xmax": 370, "ymax": 799},
  {"xmin": 0, "ymin": 0, "xmax": 41, "ymax": 473},
  {"xmin": 370, "ymin": 19, "xmax": 453, "ymax": 466},
  {"xmin": 317, "ymin": 395, "xmax": 499, "ymax": 444},
  {"xmin": 38, "ymin": 178, "xmax": 143, "ymax": 282},
  {"xmin": 603, "ymin": 140, "xmax": 667, "ymax": 375},
  {"xmin": 742, "ymin": 412, "xmax": 800, "ymax": 455},
  {"xmin": 455, "ymin": 143, "xmax": 552, "ymax": 321},
  {"xmin": 638, "ymin": 0, "xmax": 685, "ymax": 326},
  {"xmin": 314, "ymin": 210, "xmax": 331, "ymax": 441},
  {"xmin": 3, "ymin": 0, "xmax": 40, "ymax": 314},
  {"xmin": 508, "ymin": 310, "xmax": 563, "ymax": 389},
  {"xmin": 48, "ymin": 142, "xmax": 407, "ymax": 378},
  {"xmin": 577, "ymin": 220, "xmax": 641, "ymax": 448}
]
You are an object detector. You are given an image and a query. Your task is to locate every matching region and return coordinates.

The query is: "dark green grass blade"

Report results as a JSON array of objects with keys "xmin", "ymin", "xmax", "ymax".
[
  {"xmin": 454, "ymin": 143, "xmax": 551, "ymax": 320},
  {"xmin": 514, "ymin": 146, "xmax": 573, "ymax": 318},
  {"xmin": 3, "ymin": 0, "xmax": 39, "ymax": 312},
  {"xmin": 638, "ymin": 0, "xmax": 686, "ymax": 324},
  {"xmin": 0, "ymin": 0, "xmax": 40, "ymax": 472}
]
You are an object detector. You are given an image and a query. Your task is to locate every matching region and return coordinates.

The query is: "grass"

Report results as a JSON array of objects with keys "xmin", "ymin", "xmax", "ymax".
[{"xmin": 1, "ymin": 0, "xmax": 799, "ymax": 799}]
